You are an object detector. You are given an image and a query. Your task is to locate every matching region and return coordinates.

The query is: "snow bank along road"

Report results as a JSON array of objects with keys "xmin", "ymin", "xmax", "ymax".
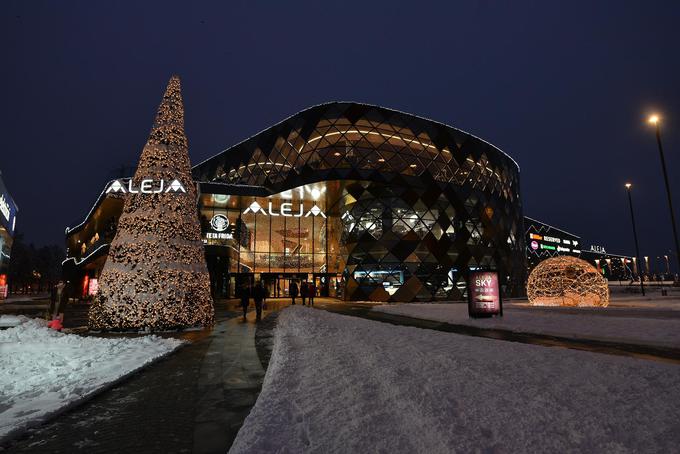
[
  {"xmin": 0, "ymin": 316, "xmax": 183, "ymax": 443},
  {"xmin": 373, "ymin": 303, "xmax": 680, "ymax": 350},
  {"xmin": 230, "ymin": 306, "xmax": 680, "ymax": 453}
]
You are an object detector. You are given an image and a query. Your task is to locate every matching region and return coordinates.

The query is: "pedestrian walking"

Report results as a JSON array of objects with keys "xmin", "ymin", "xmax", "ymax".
[
  {"xmin": 253, "ymin": 280, "xmax": 267, "ymax": 322},
  {"xmin": 53, "ymin": 280, "xmax": 66, "ymax": 320},
  {"xmin": 48, "ymin": 284, "xmax": 57, "ymax": 319},
  {"xmin": 263, "ymin": 282, "xmax": 270, "ymax": 310},
  {"xmin": 238, "ymin": 281, "xmax": 251, "ymax": 321},
  {"xmin": 308, "ymin": 281, "xmax": 316, "ymax": 306},
  {"xmin": 300, "ymin": 281, "xmax": 309, "ymax": 306},
  {"xmin": 289, "ymin": 280, "xmax": 299, "ymax": 305}
]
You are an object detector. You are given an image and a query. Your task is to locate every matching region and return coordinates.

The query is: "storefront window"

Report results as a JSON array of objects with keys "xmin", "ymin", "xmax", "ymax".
[{"xmin": 202, "ymin": 183, "xmax": 339, "ymax": 279}]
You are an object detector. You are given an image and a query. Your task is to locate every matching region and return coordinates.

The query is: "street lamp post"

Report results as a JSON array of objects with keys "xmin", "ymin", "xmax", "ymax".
[
  {"xmin": 648, "ymin": 115, "xmax": 680, "ymax": 275},
  {"xmin": 625, "ymin": 183, "xmax": 645, "ymax": 296}
]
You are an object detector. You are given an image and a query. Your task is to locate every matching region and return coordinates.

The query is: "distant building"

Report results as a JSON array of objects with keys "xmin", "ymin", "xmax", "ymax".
[
  {"xmin": 524, "ymin": 216, "xmax": 634, "ymax": 281},
  {"xmin": 0, "ymin": 170, "xmax": 19, "ymax": 297}
]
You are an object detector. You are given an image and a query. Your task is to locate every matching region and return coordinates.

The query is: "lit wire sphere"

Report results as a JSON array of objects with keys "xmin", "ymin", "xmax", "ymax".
[{"xmin": 527, "ymin": 256, "xmax": 609, "ymax": 307}]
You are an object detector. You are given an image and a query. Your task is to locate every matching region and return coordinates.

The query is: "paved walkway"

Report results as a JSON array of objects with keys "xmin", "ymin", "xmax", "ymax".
[
  {"xmin": 315, "ymin": 301, "xmax": 680, "ymax": 364},
  {"xmin": 2, "ymin": 302, "xmax": 278, "ymax": 454}
]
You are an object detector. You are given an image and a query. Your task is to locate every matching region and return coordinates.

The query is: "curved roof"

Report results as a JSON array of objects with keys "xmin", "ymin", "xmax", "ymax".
[{"xmin": 192, "ymin": 102, "xmax": 520, "ymax": 202}]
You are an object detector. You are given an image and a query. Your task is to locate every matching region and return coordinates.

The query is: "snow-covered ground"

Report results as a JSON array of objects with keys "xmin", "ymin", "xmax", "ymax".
[
  {"xmin": 373, "ymin": 303, "xmax": 680, "ymax": 348},
  {"xmin": 230, "ymin": 306, "xmax": 680, "ymax": 453},
  {"xmin": 0, "ymin": 316, "xmax": 183, "ymax": 441},
  {"xmin": 0, "ymin": 315, "xmax": 23, "ymax": 328}
]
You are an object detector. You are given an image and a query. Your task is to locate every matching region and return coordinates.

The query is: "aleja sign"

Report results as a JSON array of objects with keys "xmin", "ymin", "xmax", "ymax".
[
  {"xmin": 242, "ymin": 201, "xmax": 326, "ymax": 218},
  {"xmin": 589, "ymin": 245, "xmax": 607, "ymax": 254},
  {"xmin": 106, "ymin": 179, "xmax": 187, "ymax": 194},
  {"xmin": 467, "ymin": 270, "xmax": 503, "ymax": 318}
]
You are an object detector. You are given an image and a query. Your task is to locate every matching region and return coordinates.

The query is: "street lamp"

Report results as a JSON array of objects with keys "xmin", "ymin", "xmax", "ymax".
[
  {"xmin": 625, "ymin": 183, "xmax": 645, "ymax": 296},
  {"xmin": 648, "ymin": 115, "xmax": 680, "ymax": 275}
]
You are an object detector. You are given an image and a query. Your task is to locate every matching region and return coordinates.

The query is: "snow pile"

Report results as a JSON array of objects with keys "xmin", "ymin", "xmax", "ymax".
[
  {"xmin": 0, "ymin": 317, "xmax": 183, "ymax": 441},
  {"xmin": 0, "ymin": 315, "xmax": 24, "ymax": 328},
  {"xmin": 374, "ymin": 303, "xmax": 680, "ymax": 348},
  {"xmin": 230, "ymin": 306, "xmax": 680, "ymax": 453}
]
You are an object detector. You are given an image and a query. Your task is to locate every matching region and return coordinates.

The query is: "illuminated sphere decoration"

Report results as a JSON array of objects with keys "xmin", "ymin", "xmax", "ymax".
[{"xmin": 527, "ymin": 256, "xmax": 609, "ymax": 307}]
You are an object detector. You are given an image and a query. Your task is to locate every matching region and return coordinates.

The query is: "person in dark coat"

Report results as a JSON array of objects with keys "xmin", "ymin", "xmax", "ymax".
[
  {"xmin": 239, "ymin": 282, "xmax": 251, "ymax": 321},
  {"xmin": 289, "ymin": 280, "xmax": 299, "ymax": 305},
  {"xmin": 253, "ymin": 280, "xmax": 267, "ymax": 322},
  {"xmin": 300, "ymin": 281, "xmax": 309, "ymax": 306},
  {"xmin": 308, "ymin": 282, "xmax": 316, "ymax": 306},
  {"xmin": 48, "ymin": 284, "xmax": 58, "ymax": 320},
  {"xmin": 53, "ymin": 281, "xmax": 66, "ymax": 320}
]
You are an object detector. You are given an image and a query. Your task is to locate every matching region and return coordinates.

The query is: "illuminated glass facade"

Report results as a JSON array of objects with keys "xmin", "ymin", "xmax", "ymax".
[
  {"xmin": 194, "ymin": 102, "xmax": 526, "ymax": 301},
  {"xmin": 199, "ymin": 183, "xmax": 345, "ymax": 297}
]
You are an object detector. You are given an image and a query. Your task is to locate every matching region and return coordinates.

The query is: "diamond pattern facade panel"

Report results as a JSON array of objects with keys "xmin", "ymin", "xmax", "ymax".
[{"xmin": 194, "ymin": 102, "xmax": 525, "ymax": 301}]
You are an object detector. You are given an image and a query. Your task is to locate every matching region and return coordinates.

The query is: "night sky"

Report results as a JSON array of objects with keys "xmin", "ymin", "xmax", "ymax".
[{"xmin": 2, "ymin": 1, "xmax": 679, "ymax": 272}]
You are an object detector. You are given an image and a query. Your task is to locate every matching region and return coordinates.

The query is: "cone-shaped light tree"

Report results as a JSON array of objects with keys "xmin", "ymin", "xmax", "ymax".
[{"xmin": 89, "ymin": 76, "xmax": 214, "ymax": 330}]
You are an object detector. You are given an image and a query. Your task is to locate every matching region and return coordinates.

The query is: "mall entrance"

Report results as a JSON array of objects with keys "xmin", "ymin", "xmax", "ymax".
[{"xmin": 259, "ymin": 273, "xmax": 343, "ymax": 298}]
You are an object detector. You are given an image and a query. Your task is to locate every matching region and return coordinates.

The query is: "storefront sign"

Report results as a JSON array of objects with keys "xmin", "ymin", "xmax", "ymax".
[
  {"xmin": 0, "ymin": 274, "xmax": 7, "ymax": 299},
  {"xmin": 242, "ymin": 201, "xmax": 326, "ymax": 218},
  {"xmin": 530, "ymin": 240, "xmax": 539, "ymax": 250},
  {"xmin": 88, "ymin": 278, "xmax": 99, "ymax": 296},
  {"xmin": 542, "ymin": 235, "xmax": 561, "ymax": 243},
  {"xmin": 589, "ymin": 245, "xmax": 607, "ymax": 254},
  {"xmin": 210, "ymin": 214, "xmax": 229, "ymax": 231},
  {"xmin": 206, "ymin": 232, "xmax": 233, "ymax": 240},
  {"xmin": 205, "ymin": 214, "xmax": 233, "ymax": 240},
  {"xmin": 529, "ymin": 233, "xmax": 542, "ymax": 240},
  {"xmin": 0, "ymin": 194, "xmax": 10, "ymax": 222},
  {"xmin": 106, "ymin": 179, "xmax": 187, "ymax": 194},
  {"xmin": 467, "ymin": 270, "xmax": 502, "ymax": 318}
]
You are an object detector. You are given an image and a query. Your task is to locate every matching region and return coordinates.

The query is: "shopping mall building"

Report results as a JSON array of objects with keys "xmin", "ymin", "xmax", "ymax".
[
  {"xmin": 0, "ymin": 171, "xmax": 18, "ymax": 298},
  {"xmin": 524, "ymin": 216, "xmax": 635, "ymax": 281},
  {"xmin": 63, "ymin": 102, "xmax": 526, "ymax": 302}
]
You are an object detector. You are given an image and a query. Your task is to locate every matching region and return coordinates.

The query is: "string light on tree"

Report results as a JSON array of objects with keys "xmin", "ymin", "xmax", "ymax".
[{"xmin": 88, "ymin": 76, "xmax": 214, "ymax": 331}]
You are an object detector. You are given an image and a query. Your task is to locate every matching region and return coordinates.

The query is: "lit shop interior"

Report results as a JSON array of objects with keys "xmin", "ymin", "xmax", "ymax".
[{"xmin": 200, "ymin": 182, "xmax": 345, "ymax": 298}]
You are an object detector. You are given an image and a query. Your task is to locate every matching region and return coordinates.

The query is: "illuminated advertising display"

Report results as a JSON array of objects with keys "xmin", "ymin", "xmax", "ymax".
[
  {"xmin": 467, "ymin": 270, "xmax": 502, "ymax": 318},
  {"xmin": 0, "ymin": 273, "xmax": 7, "ymax": 299},
  {"xmin": 526, "ymin": 216, "xmax": 634, "ymax": 281},
  {"xmin": 88, "ymin": 278, "xmax": 99, "ymax": 296},
  {"xmin": 525, "ymin": 216, "xmax": 581, "ymax": 271},
  {"xmin": 0, "ymin": 175, "xmax": 18, "ymax": 236}
]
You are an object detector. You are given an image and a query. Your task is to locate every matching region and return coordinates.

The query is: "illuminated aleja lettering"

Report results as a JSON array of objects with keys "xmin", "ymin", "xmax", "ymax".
[
  {"xmin": 243, "ymin": 200, "xmax": 326, "ymax": 218},
  {"xmin": 106, "ymin": 179, "xmax": 186, "ymax": 194}
]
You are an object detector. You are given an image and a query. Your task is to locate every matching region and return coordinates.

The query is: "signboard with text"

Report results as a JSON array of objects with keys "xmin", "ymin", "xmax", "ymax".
[
  {"xmin": 88, "ymin": 278, "xmax": 99, "ymax": 296},
  {"xmin": 0, "ymin": 175, "xmax": 18, "ymax": 236},
  {"xmin": 467, "ymin": 270, "xmax": 502, "ymax": 318},
  {"xmin": 0, "ymin": 274, "xmax": 8, "ymax": 299}
]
